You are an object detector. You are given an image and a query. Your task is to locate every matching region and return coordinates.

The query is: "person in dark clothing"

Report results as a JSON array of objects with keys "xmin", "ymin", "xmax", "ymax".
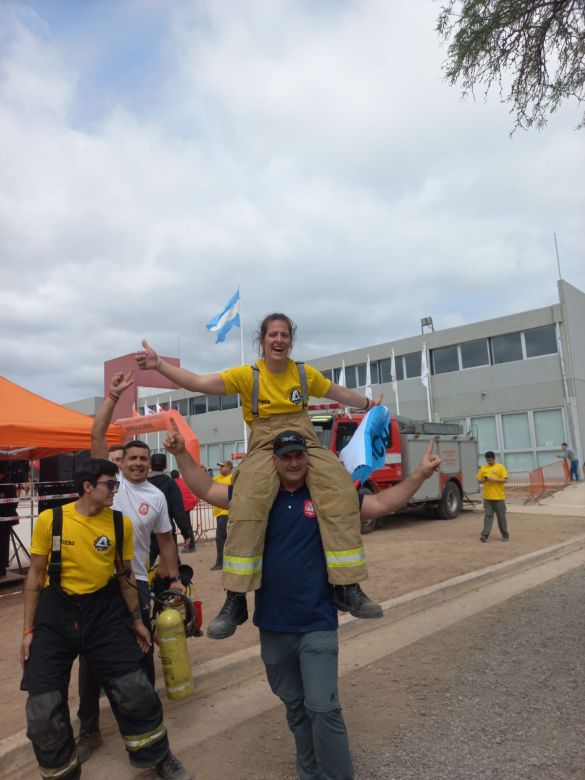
[{"xmin": 148, "ymin": 453, "xmax": 195, "ymax": 561}]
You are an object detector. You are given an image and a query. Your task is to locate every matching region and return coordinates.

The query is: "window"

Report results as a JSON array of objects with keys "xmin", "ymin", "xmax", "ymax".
[
  {"xmin": 207, "ymin": 445, "xmax": 221, "ymax": 470},
  {"xmin": 471, "ymin": 416, "xmax": 498, "ymax": 453},
  {"xmin": 344, "ymin": 365, "xmax": 357, "ymax": 389},
  {"xmin": 171, "ymin": 399, "xmax": 188, "ymax": 415},
  {"xmin": 432, "ymin": 345, "xmax": 459, "ymax": 374},
  {"xmin": 321, "ymin": 369, "xmax": 333, "ymax": 381},
  {"xmin": 502, "ymin": 413, "xmax": 531, "ymax": 449},
  {"xmin": 159, "ymin": 402, "xmax": 170, "ymax": 411},
  {"xmin": 221, "ymin": 394, "xmax": 238, "ymax": 411},
  {"xmin": 460, "ymin": 339, "xmax": 490, "ymax": 369},
  {"xmin": 357, "ymin": 362, "xmax": 379, "ymax": 386},
  {"xmin": 533, "ymin": 409, "xmax": 564, "ymax": 448},
  {"xmin": 524, "ymin": 325, "xmax": 557, "ymax": 358},
  {"xmin": 189, "ymin": 396, "xmax": 207, "ymax": 415},
  {"xmin": 505, "ymin": 452, "xmax": 535, "ymax": 472},
  {"xmin": 207, "ymin": 396, "xmax": 221, "ymax": 413},
  {"xmin": 404, "ymin": 352, "xmax": 421, "ymax": 379},
  {"xmin": 491, "ymin": 332, "xmax": 523, "ymax": 364}
]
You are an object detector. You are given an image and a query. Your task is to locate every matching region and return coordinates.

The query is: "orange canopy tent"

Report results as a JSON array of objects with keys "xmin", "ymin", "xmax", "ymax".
[{"xmin": 0, "ymin": 376, "xmax": 122, "ymax": 460}]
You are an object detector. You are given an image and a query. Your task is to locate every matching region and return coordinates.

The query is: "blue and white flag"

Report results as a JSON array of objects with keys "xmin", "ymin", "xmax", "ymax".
[
  {"xmin": 206, "ymin": 290, "xmax": 241, "ymax": 343},
  {"xmin": 339, "ymin": 405, "xmax": 391, "ymax": 484}
]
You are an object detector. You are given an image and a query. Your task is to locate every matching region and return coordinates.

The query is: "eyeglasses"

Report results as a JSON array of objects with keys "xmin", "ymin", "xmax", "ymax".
[{"xmin": 95, "ymin": 479, "xmax": 120, "ymax": 491}]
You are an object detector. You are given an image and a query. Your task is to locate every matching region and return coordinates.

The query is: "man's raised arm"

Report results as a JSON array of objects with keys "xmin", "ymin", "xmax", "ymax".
[
  {"xmin": 164, "ymin": 422, "xmax": 229, "ymax": 510},
  {"xmin": 91, "ymin": 371, "xmax": 133, "ymax": 458},
  {"xmin": 360, "ymin": 441, "xmax": 441, "ymax": 521}
]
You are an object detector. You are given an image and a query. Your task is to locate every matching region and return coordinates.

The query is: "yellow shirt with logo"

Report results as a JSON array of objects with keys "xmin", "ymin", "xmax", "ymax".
[
  {"xmin": 221, "ymin": 359, "xmax": 332, "ymax": 426},
  {"xmin": 30, "ymin": 502, "xmax": 134, "ymax": 596},
  {"xmin": 212, "ymin": 473, "xmax": 233, "ymax": 517},
  {"xmin": 476, "ymin": 463, "xmax": 508, "ymax": 501}
]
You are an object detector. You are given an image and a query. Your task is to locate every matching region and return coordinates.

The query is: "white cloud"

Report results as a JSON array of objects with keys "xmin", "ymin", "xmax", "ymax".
[{"xmin": 0, "ymin": 0, "xmax": 583, "ymax": 403}]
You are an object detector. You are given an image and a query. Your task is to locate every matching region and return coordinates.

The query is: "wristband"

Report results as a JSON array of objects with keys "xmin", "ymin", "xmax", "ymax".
[
  {"xmin": 168, "ymin": 575, "xmax": 180, "ymax": 583},
  {"xmin": 108, "ymin": 392, "xmax": 120, "ymax": 403},
  {"xmin": 22, "ymin": 627, "xmax": 34, "ymax": 636},
  {"xmin": 363, "ymin": 398, "xmax": 370, "ymax": 411}
]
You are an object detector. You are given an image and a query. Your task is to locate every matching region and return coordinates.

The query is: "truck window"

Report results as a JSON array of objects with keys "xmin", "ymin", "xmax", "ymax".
[
  {"xmin": 335, "ymin": 422, "xmax": 358, "ymax": 454},
  {"xmin": 311, "ymin": 417, "xmax": 333, "ymax": 448}
]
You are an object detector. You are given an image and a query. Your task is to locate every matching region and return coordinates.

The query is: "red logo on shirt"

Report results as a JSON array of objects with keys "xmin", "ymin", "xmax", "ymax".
[
  {"xmin": 303, "ymin": 500, "xmax": 316, "ymax": 518},
  {"xmin": 138, "ymin": 502, "xmax": 150, "ymax": 516}
]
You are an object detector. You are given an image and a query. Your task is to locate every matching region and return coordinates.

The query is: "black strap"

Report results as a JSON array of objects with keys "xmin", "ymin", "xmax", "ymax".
[
  {"xmin": 47, "ymin": 506, "xmax": 63, "ymax": 586},
  {"xmin": 113, "ymin": 510, "xmax": 124, "ymax": 573},
  {"xmin": 251, "ymin": 361, "xmax": 308, "ymax": 416}
]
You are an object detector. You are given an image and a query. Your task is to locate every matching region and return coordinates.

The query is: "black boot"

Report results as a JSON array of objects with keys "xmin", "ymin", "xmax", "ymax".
[
  {"xmin": 331, "ymin": 584, "xmax": 383, "ymax": 619},
  {"xmin": 206, "ymin": 591, "xmax": 248, "ymax": 639}
]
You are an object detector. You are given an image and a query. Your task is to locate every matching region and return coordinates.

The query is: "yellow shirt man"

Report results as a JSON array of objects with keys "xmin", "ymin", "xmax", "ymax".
[
  {"xmin": 477, "ymin": 452, "xmax": 509, "ymax": 542},
  {"xmin": 31, "ymin": 503, "xmax": 134, "ymax": 595}
]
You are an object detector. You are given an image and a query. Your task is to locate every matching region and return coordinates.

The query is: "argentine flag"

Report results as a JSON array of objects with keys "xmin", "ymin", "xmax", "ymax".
[
  {"xmin": 206, "ymin": 290, "xmax": 241, "ymax": 343},
  {"xmin": 339, "ymin": 405, "xmax": 391, "ymax": 484}
]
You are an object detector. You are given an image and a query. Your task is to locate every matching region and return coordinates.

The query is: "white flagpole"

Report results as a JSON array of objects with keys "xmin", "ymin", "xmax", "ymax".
[
  {"xmin": 365, "ymin": 354, "xmax": 373, "ymax": 400},
  {"xmin": 421, "ymin": 343, "xmax": 432, "ymax": 422},
  {"xmin": 238, "ymin": 284, "xmax": 248, "ymax": 452},
  {"xmin": 391, "ymin": 348, "xmax": 400, "ymax": 415}
]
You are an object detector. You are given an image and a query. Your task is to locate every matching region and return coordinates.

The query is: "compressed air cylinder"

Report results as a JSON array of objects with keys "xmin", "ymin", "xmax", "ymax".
[{"xmin": 157, "ymin": 607, "xmax": 194, "ymax": 700}]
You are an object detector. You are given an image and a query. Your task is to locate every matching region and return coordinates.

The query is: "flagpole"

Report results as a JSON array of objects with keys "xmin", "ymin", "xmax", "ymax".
[
  {"xmin": 365, "ymin": 354, "xmax": 372, "ymax": 400},
  {"xmin": 391, "ymin": 348, "xmax": 400, "ymax": 415},
  {"xmin": 237, "ymin": 284, "xmax": 248, "ymax": 452},
  {"xmin": 422, "ymin": 343, "xmax": 432, "ymax": 422}
]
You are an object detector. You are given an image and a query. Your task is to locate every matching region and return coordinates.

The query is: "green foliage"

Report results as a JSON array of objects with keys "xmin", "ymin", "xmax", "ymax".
[{"xmin": 437, "ymin": 0, "xmax": 585, "ymax": 130}]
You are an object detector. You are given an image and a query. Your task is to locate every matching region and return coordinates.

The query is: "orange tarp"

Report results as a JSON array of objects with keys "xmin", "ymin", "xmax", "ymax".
[{"xmin": 0, "ymin": 376, "xmax": 122, "ymax": 460}]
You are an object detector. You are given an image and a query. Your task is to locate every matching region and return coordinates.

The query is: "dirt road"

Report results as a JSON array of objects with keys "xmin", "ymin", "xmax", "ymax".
[{"xmin": 1, "ymin": 506, "xmax": 584, "ymax": 747}]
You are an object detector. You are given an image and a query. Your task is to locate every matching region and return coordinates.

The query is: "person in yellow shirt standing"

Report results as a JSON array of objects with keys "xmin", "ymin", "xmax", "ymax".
[
  {"xmin": 210, "ymin": 460, "xmax": 233, "ymax": 571},
  {"xmin": 477, "ymin": 451, "xmax": 509, "ymax": 543}
]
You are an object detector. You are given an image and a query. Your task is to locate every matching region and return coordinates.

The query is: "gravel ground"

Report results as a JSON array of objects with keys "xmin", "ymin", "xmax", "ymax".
[{"xmin": 351, "ymin": 564, "xmax": 585, "ymax": 779}]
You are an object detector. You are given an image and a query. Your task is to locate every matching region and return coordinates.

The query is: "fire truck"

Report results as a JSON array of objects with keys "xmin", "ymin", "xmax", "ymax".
[{"xmin": 309, "ymin": 405, "xmax": 479, "ymax": 534}]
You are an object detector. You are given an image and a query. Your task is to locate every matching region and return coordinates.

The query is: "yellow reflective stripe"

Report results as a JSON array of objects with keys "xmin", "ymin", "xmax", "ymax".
[
  {"xmin": 122, "ymin": 723, "xmax": 167, "ymax": 752},
  {"xmin": 223, "ymin": 554, "xmax": 263, "ymax": 575},
  {"xmin": 39, "ymin": 752, "xmax": 79, "ymax": 779},
  {"xmin": 324, "ymin": 547, "xmax": 366, "ymax": 568}
]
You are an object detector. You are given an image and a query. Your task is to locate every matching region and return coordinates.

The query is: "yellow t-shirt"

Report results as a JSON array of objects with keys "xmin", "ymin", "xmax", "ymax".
[
  {"xmin": 212, "ymin": 473, "xmax": 232, "ymax": 517},
  {"xmin": 221, "ymin": 359, "xmax": 332, "ymax": 425},
  {"xmin": 476, "ymin": 463, "xmax": 508, "ymax": 501},
  {"xmin": 30, "ymin": 502, "xmax": 134, "ymax": 596}
]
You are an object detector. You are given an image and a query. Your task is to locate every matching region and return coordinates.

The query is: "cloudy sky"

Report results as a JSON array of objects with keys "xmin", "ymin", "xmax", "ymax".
[{"xmin": 1, "ymin": 0, "xmax": 584, "ymax": 404}]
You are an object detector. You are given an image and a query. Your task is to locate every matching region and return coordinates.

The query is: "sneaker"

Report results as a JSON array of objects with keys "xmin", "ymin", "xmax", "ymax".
[
  {"xmin": 77, "ymin": 730, "xmax": 103, "ymax": 764},
  {"xmin": 480, "ymin": 536, "xmax": 488, "ymax": 543},
  {"xmin": 206, "ymin": 591, "xmax": 248, "ymax": 639},
  {"xmin": 182, "ymin": 539, "xmax": 196, "ymax": 552},
  {"xmin": 210, "ymin": 564, "xmax": 222, "ymax": 571},
  {"xmin": 502, "ymin": 536, "xmax": 510, "ymax": 542},
  {"xmin": 155, "ymin": 751, "xmax": 192, "ymax": 780},
  {"xmin": 331, "ymin": 584, "xmax": 383, "ymax": 619}
]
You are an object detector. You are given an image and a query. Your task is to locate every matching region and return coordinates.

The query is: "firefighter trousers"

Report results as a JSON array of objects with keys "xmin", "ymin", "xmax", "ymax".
[
  {"xmin": 224, "ymin": 412, "xmax": 367, "ymax": 592},
  {"xmin": 21, "ymin": 580, "xmax": 169, "ymax": 778}
]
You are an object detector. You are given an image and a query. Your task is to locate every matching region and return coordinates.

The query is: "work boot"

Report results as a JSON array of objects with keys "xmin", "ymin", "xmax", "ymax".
[
  {"xmin": 77, "ymin": 730, "xmax": 103, "ymax": 764},
  {"xmin": 155, "ymin": 751, "xmax": 192, "ymax": 780},
  {"xmin": 331, "ymin": 584, "xmax": 383, "ymax": 619},
  {"xmin": 206, "ymin": 591, "xmax": 248, "ymax": 639}
]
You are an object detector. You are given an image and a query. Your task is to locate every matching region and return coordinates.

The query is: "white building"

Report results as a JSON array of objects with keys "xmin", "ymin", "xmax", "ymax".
[{"xmin": 140, "ymin": 280, "xmax": 584, "ymax": 475}]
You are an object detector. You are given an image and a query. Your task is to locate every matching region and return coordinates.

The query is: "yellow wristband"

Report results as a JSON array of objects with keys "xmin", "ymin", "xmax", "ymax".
[{"xmin": 22, "ymin": 627, "xmax": 34, "ymax": 636}]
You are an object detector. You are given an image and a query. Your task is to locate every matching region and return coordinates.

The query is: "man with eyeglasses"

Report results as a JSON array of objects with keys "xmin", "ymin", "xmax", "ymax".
[
  {"xmin": 20, "ymin": 457, "xmax": 191, "ymax": 780},
  {"xmin": 73, "ymin": 371, "xmax": 187, "ymax": 777}
]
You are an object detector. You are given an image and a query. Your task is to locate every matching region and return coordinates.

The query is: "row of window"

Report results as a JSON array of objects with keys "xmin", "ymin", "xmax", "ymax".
[
  {"xmin": 446, "ymin": 408, "xmax": 566, "ymax": 472},
  {"xmin": 319, "ymin": 324, "xmax": 558, "ymax": 387},
  {"xmin": 142, "ymin": 394, "xmax": 240, "ymax": 416}
]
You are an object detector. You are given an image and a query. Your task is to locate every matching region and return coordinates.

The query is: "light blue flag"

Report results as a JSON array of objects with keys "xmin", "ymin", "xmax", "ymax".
[
  {"xmin": 206, "ymin": 290, "xmax": 241, "ymax": 343},
  {"xmin": 339, "ymin": 405, "xmax": 391, "ymax": 484}
]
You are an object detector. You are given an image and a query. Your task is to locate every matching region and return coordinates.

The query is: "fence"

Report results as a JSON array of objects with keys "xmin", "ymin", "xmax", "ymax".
[
  {"xmin": 191, "ymin": 502, "xmax": 217, "ymax": 542},
  {"xmin": 507, "ymin": 459, "xmax": 569, "ymax": 500}
]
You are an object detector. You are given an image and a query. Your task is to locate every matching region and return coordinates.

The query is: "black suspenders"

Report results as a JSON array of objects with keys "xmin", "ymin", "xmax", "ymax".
[
  {"xmin": 47, "ymin": 506, "xmax": 124, "ymax": 587},
  {"xmin": 250, "ymin": 361, "xmax": 308, "ymax": 416}
]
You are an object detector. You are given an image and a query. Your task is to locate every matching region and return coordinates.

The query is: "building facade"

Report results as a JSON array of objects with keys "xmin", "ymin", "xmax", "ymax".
[{"xmin": 140, "ymin": 280, "xmax": 584, "ymax": 475}]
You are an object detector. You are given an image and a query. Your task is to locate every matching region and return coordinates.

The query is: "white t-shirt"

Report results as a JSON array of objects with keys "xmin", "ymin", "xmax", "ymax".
[{"xmin": 114, "ymin": 474, "xmax": 171, "ymax": 581}]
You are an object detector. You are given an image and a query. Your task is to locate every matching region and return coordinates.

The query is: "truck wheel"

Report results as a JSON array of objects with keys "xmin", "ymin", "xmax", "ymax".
[
  {"xmin": 358, "ymin": 485, "xmax": 377, "ymax": 534},
  {"xmin": 437, "ymin": 482, "xmax": 462, "ymax": 519}
]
